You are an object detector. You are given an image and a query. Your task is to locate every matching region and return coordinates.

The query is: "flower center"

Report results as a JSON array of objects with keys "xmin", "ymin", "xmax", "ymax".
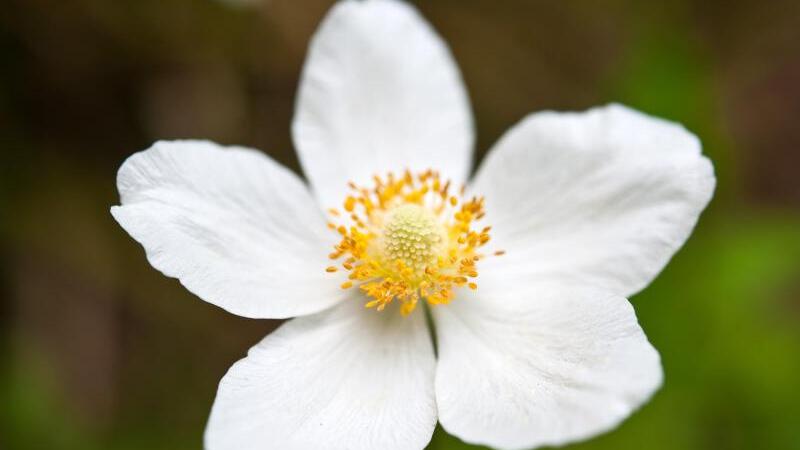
[
  {"xmin": 381, "ymin": 204, "xmax": 445, "ymax": 272},
  {"xmin": 325, "ymin": 170, "xmax": 501, "ymax": 316}
]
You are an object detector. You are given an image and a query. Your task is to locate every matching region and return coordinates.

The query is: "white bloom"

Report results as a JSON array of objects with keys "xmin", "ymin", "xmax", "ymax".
[{"xmin": 111, "ymin": 0, "xmax": 715, "ymax": 449}]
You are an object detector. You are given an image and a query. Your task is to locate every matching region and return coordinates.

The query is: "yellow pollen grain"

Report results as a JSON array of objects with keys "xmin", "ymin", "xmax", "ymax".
[{"xmin": 344, "ymin": 196, "xmax": 356, "ymax": 212}]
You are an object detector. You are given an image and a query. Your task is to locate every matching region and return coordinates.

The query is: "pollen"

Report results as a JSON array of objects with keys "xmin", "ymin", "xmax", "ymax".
[{"xmin": 325, "ymin": 169, "xmax": 500, "ymax": 316}]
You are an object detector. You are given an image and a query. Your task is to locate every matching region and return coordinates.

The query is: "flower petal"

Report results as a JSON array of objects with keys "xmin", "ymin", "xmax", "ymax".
[
  {"xmin": 433, "ymin": 281, "xmax": 662, "ymax": 450},
  {"xmin": 205, "ymin": 300, "xmax": 437, "ymax": 450},
  {"xmin": 470, "ymin": 104, "xmax": 715, "ymax": 297},
  {"xmin": 292, "ymin": 0, "xmax": 474, "ymax": 208},
  {"xmin": 111, "ymin": 140, "xmax": 344, "ymax": 319}
]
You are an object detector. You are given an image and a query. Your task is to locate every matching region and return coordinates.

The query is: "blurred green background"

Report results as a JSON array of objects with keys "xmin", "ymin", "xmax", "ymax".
[{"xmin": 1, "ymin": 0, "xmax": 799, "ymax": 449}]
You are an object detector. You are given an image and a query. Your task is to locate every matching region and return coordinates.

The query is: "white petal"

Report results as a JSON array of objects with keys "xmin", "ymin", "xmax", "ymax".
[
  {"xmin": 205, "ymin": 300, "xmax": 437, "ymax": 450},
  {"xmin": 433, "ymin": 281, "xmax": 662, "ymax": 450},
  {"xmin": 111, "ymin": 140, "xmax": 344, "ymax": 319},
  {"xmin": 470, "ymin": 104, "xmax": 715, "ymax": 297},
  {"xmin": 293, "ymin": 0, "xmax": 474, "ymax": 208}
]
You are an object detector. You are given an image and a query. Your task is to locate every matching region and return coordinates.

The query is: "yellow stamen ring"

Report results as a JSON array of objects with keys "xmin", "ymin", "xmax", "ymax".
[{"xmin": 325, "ymin": 169, "xmax": 499, "ymax": 316}]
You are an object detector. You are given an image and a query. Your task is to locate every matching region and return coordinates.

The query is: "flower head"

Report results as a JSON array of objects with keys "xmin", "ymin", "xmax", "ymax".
[{"xmin": 111, "ymin": 0, "xmax": 715, "ymax": 449}]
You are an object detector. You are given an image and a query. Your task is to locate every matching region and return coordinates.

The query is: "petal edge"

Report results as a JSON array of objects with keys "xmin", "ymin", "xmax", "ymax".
[
  {"xmin": 434, "ymin": 282, "xmax": 663, "ymax": 450},
  {"xmin": 205, "ymin": 300, "xmax": 438, "ymax": 450},
  {"xmin": 112, "ymin": 140, "xmax": 345, "ymax": 319},
  {"xmin": 470, "ymin": 104, "xmax": 715, "ymax": 297},
  {"xmin": 293, "ymin": 0, "xmax": 474, "ymax": 208}
]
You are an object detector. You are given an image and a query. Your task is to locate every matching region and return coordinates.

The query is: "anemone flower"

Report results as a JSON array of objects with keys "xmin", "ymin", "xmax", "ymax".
[{"xmin": 111, "ymin": 1, "xmax": 715, "ymax": 449}]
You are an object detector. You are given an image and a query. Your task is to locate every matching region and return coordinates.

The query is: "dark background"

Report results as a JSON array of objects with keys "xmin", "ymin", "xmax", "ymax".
[{"xmin": 1, "ymin": 0, "xmax": 799, "ymax": 449}]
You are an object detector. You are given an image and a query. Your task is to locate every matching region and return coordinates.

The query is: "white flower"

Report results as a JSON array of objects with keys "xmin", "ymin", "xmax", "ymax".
[{"xmin": 111, "ymin": 0, "xmax": 715, "ymax": 449}]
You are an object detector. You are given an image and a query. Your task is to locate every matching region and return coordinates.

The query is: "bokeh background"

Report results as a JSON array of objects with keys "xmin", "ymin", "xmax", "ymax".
[{"xmin": 1, "ymin": 0, "xmax": 799, "ymax": 449}]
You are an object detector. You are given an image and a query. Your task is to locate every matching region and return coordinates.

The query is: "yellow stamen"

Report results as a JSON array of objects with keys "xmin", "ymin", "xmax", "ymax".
[{"xmin": 324, "ymin": 169, "xmax": 494, "ymax": 315}]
